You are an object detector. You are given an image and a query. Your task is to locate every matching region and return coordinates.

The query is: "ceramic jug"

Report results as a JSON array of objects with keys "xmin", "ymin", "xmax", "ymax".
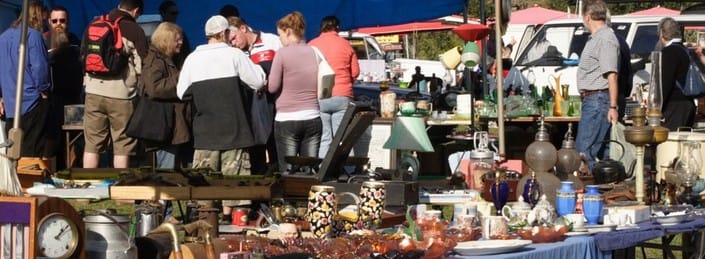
[
  {"xmin": 306, "ymin": 185, "xmax": 337, "ymax": 239},
  {"xmin": 332, "ymin": 181, "xmax": 387, "ymax": 236}
]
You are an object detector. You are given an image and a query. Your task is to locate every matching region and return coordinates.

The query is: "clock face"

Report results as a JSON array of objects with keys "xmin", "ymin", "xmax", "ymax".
[{"xmin": 37, "ymin": 213, "xmax": 78, "ymax": 258}]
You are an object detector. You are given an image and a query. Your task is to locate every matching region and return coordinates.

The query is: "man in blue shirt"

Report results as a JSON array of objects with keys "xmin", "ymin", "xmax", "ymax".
[{"xmin": 0, "ymin": 1, "xmax": 52, "ymax": 157}]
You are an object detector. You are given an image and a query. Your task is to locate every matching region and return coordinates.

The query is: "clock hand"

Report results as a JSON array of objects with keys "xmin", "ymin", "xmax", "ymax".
[{"xmin": 54, "ymin": 225, "xmax": 69, "ymax": 240}]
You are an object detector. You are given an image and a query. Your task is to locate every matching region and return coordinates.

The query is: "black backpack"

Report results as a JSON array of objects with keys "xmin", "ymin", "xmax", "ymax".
[{"xmin": 83, "ymin": 14, "xmax": 128, "ymax": 76}]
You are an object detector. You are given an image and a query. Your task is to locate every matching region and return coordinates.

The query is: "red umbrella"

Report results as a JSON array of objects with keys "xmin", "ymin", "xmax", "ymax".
[
  {"xmin": 628, "ymin": 6, "xmax": 679, "ymax": 16},
  {"xmin": 452, "ymin": 23, "xmax": 491, "ymax": 41},
  {"xmin": 509, "ymin": 6, "xmax": 572, "ymax": 25}
]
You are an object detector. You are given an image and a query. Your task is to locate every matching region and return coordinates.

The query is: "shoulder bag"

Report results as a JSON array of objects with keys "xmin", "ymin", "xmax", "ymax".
[
  {"xmin": 675, "ymin": 47, "xmax": 705, "ymax": 97},
  {"xmin": 312, "ymin": 46, "xmax": 335, "ymax": 99},
  {"xmin": 125, "ymin": 84, "xmax": 175, "ymax": 143}
]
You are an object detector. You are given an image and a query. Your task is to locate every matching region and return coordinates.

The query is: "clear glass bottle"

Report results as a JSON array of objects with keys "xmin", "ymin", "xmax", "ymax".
[{"xmin": 647, "ymin": 51, "xmax": 663, "ymax": 112}]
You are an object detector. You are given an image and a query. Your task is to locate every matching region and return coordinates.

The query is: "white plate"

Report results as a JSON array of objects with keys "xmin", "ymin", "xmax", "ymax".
[
  {"xmin": 584, "ymin": 224, "xmax": 618, "ymax": 233},
  {"xmin": 454, "ymin": 239, "xmax": 533, "ymax": 256},
  {"xmin": 565, "ymin": 231, "xmax": 591, "ymax": 237},
  {"xmin": 651, "ymin": 214, "xmax": 692, "ymax": 226}
]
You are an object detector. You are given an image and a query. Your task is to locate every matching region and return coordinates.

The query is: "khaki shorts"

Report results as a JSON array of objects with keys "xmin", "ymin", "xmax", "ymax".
[
  {"xmin": 193, "ymin": 148, "xmax": 251, "ymax": 207},
  {"xmin": 83, "ymin": 94, "xmax": 137, "ymax": 155}
]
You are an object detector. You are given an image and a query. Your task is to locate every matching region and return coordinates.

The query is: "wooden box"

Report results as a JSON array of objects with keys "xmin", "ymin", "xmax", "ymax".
[
  {"xmin": 191, "ymin": 186, "xmax": 270, "ymax": 200},
  {"xmin": 109, "ymin": 186, "xmax": 190, "ymax": 200}
]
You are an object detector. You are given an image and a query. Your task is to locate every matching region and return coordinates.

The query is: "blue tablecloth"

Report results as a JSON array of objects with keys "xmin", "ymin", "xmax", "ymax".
[
  {"xmin": 593, "ymin": 217, "xmax": 705, "ymax": 251},
  {"xmin": 452, "ymin": 236, "xmax": 612, "ymax": 259}
]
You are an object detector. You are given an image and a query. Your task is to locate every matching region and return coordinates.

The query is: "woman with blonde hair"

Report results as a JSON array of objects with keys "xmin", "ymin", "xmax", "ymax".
[
  {"xmin": 142, "ymin": 22, "xmax": 191, "ymax": 169},
  {"xmin": 268, "ymin": 11, "xmax": 322, "ymax": 173}
]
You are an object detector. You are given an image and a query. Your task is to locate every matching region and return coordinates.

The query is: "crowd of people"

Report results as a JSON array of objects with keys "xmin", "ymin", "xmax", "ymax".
[
  {"xmin": 2, "ymin": 0, "xmax": 705, "ymax": 222},
  {"xmin": 0, "ymin": 0, "xmax": 360, "ymax": 222},
  {"xmin": 574, "ymin": 0, "xmax": 704, "ymax": 170}
]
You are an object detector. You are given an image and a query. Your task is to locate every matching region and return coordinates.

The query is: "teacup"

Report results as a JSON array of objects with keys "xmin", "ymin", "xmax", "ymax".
[
  {"xmin": 399, "ymin": 101, "xmax": 416, "ymax": 116},
  {"xmin": 608, "ymin": 212, "xmax": 631, "ymax": 226},
  {"xmin": 565, "ymin": 213, "xmax": 585, "ymax": 230},
  {"xmin": 481, "ymin": 216, "xmax": 508, "ymax": 239}
]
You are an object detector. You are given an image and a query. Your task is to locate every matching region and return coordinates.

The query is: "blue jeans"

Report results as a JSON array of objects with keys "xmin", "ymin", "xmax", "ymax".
[
  {"xmin": 576, "ymin": 92, "xmax": 611, "ymax": 171},
  {"xmin": 319, "ymin": 97, "xmax": 351, "ymax": 158},
  {"xmin": 274, "ymin": 118, "xmax": 322, "ymax": 172}
]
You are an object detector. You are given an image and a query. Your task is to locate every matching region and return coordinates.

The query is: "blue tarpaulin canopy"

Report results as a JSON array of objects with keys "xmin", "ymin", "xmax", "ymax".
[{"xmin": 48, "ymin": 0, "xmax": 465, "ymax": 48}]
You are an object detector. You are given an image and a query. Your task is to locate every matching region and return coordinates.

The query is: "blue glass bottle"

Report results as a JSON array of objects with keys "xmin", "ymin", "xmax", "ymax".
[
  {"xmin": 522, "ymin": 171, "xmax": 541, "ymax": 208},
  {"xmin": 490, "ymin": 172, "xmax": 509, "ymax": 215}
]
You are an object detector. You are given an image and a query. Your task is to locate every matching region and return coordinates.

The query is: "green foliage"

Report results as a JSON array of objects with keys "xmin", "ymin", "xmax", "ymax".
[{"xmin": 415, "ymin": 31, "xmax": 465, "ymax": 60}]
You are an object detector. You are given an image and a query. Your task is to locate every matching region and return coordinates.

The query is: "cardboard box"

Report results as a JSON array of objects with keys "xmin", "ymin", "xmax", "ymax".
[{"xmin": 604, "ymin": 205, "xmax": 650, "ymax": 224}]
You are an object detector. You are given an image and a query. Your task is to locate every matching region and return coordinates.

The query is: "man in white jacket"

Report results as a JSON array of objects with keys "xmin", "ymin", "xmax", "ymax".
[{"xmin": 177, "ymin": 15, "xmax": 265, "ymax": 222}]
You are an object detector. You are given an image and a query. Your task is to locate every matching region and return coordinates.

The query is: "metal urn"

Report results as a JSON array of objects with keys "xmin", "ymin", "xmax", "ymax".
[{"xmin": 556, "ymin": 124, "xmax": 581, "ymax": 177}]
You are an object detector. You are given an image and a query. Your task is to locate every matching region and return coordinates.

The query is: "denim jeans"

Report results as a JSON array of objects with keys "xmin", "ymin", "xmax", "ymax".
[
  {"xmin": 576, "ymin": 92, "xmax": 611, "ymax": 171},
  {"xmin": 156, "ymin": 145, "xmax": 180, "ymax": 169},
  {"xmin": 318, "ymin": 96, "xmax": 351, "ymax": 158},
  {"xmin": 274, "ymin": 117, "xmax": 322, "ymax": 172}
]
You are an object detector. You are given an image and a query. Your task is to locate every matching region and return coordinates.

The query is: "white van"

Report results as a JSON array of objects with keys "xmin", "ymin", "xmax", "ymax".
[{"xmin": 513, "ymin": 14, "xmax": 705, "ymax": 97}]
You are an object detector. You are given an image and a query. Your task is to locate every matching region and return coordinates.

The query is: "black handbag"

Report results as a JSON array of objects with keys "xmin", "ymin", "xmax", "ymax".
[
  {"xmin": 125, "ymin": 94, "xmax": 174, "ymax": 143},
  {"xmin": 250, "ymin": 89, "xmax": 273, "ymax": 145}
]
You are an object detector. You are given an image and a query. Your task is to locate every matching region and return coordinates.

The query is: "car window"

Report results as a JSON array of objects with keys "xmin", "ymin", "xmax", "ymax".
[
  {"xmin": 516, "ymin": 22, "xmax": 632, "ymax": 66},
  {"xmin": 516, "ymin": 23, "xmax": 582, "ymax": 66},
  {"xmin": 630, "ymin": 25, "xmax": 658, "ymax": 57},
  {"xmin": 348, "ymin": 39, "xmax": 369, "ymax": 59}
]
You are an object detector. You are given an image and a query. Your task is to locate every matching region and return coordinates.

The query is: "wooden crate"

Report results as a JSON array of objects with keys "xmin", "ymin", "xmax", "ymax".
[
  {"xmin": 191, "ymin": 186, "xmax": 271, "ymax": 200},
  {"xmin": 109, "ymin": 186, "xmax": 190, "ymax": 200},
  {"xmin": 17, "ymin": 157, "xmax": 51, "ymax": 188}
]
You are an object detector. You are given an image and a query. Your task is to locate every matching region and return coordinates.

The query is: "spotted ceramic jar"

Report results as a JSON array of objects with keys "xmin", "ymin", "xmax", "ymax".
[
  {"xmin": 359, "ymin": 181, "xmax": 386, "ymax": 230},
  {"xmin": 306, "ymin": 185, "xmax": 336, "ymax": 239}
]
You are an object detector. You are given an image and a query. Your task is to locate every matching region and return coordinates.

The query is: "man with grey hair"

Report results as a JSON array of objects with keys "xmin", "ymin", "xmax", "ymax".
[
  {"xmin": 575, "ymin": 0, "xmax": 620, "ymax": 171},
  {"xmin": 658, "ymin": 17, "xmax": 694, "ymax": 130}
]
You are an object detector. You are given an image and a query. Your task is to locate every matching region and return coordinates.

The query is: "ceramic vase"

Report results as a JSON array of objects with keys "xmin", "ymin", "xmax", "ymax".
[
  {"xmin": 359, "ymin": 181, "xmax": 386, "ymax": 230},
  {"xmin": 306, "ymin": 185, "xmax": 336, "ymax": 239},
  {"xmin": 555, "ymin": 181, "xmax": 577, "ymax": 217},
  {"xmin": 582, "ymin": 185, "xmax": 603, "ymax": 225},
  {"xmin": 490, "ymin": 175, "xmax": 509, "ymax": 215}
]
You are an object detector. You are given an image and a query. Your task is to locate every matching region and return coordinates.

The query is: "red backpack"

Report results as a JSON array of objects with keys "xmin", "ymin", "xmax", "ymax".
[{"xmin": 83, "ymin": 14, "xmax": 128, "ymax": 76}]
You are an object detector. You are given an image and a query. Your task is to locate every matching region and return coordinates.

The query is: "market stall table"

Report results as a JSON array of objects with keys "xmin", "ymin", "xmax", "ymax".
[{"xmin": 451, "ymin": 235, "xmax": 611, "ymax": 259}]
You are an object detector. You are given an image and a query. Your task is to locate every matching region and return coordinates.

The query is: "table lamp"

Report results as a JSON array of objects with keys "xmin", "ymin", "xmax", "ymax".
[{"xmin": 384, "ymin": 117, "xmax": 434, "ymax": 180}]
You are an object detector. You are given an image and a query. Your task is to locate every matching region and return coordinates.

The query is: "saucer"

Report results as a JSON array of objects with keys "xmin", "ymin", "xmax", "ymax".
[
  {"xmin": 616, "ymin": 224, "xmax": 639, "ymax": 231},
  {"xmin": 571, "ymin": 227, "xmax": 588, "ymax": 232},
  {"xmin": 584, "ymin": 224, "xmax": 618, "ymax": 233}
]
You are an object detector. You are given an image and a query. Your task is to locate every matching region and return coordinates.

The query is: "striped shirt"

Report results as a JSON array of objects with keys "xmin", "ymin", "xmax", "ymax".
[{"xmin": 577, "ymin": 25, "xmax": 620, "ymax": 92}]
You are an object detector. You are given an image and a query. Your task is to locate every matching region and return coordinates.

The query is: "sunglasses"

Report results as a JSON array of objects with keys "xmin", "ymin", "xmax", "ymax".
[
  {"xmin": 169, "ymin": 11, "xmax": 179, "ymax": 15},
  {"xmin": 50, "ymin": 18, "xmax": 66, "ymax": 24}
]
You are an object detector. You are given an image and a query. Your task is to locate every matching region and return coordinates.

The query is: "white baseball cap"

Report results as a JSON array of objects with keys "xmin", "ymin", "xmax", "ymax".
[{"xmin": 204, "ymin": 15, "xmax": 229, "ymax": 36}]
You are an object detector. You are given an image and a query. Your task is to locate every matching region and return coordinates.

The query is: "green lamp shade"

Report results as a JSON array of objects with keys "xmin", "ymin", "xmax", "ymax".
[
  {"xmin": 383, "ymin": 117, "xmax": 435, "ymax": 152},
  {"xmin": 461, "ymin": 42, "xmax": 480, "ymax": 67}
]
